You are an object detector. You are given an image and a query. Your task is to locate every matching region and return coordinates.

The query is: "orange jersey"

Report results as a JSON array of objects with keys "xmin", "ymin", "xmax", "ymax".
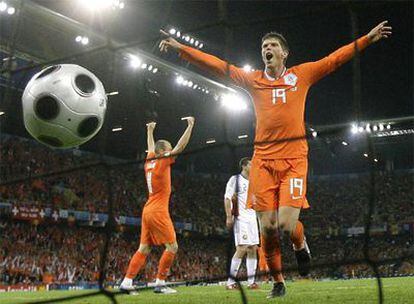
[
  {"xmin": 143, "ymin": 152, "xmax": 175, "ymax": 213},
  {"xmin": 180, "ymin": 35, "xmax": 370, "ymax": 159}
]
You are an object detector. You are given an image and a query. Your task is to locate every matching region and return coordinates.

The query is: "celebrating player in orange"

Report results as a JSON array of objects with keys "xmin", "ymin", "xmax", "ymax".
[
  {"xmin": 120, "ymin": 117, "xmax": 195, "ymax": 294},
  {"xmin": 160, "ymin": 21, "xmax": 391, "ymax": 298}
]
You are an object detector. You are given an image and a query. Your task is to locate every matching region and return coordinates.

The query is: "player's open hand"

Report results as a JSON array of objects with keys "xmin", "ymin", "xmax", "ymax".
[
  {"xmin": 181, "ymin": 116, "xmax": 195, "ymax": 127},
  {"xmin": 159, "ymin": 30, "xmax": 183, "ymax": 53},
  {"xmin": 367, "ymin": 21, "xmax": 392, "ymax": 43},
  {"xmin": 146, "ymin": 122, "xmax": 156, "ymax": 130}
]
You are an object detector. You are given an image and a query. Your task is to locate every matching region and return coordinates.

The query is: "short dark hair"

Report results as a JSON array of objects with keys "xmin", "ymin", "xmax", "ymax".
[
  {"xmin": 239, "ymin": 157, "xmax": 251, "ymax": 170},
  {"xmin": 261, "ymin": 32, "xmax": 289, "ymax": 53}
]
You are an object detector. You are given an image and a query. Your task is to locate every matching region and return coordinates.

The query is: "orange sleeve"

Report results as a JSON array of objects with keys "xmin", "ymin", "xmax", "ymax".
[
  {"xmin": 179, "ymin": 46, "xmax": 252, "ymax": 89},
  {"xmin": 298, "ymin": 35, "xmax": 371, "ymax": 85}
]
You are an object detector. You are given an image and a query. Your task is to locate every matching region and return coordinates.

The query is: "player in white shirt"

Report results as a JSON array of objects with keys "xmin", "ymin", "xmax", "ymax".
[{"xmin": 224, "ymin": 157, "xmax": 259, "ymax": 289}]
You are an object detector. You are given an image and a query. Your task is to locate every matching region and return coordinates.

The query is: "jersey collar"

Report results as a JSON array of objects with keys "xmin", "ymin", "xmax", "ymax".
[
  {"xmin": 264, "ymin": 66, "xmax": 287, "ymax": 81},
  {"xmin": 239, "ymin": 173, "xmax": 248, "ymax": 181}
]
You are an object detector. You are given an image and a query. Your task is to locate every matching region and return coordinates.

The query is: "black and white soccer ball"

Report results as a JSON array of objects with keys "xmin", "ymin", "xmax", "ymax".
[{"xmin": 22, "ymin": 64, "xmax": 107, "ymax": 149}]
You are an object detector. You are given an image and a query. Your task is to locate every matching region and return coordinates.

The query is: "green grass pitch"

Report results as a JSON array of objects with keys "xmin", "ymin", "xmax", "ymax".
[{"xmin": 1, "ymin": 277, "xmax": 413, "ymax": 304}]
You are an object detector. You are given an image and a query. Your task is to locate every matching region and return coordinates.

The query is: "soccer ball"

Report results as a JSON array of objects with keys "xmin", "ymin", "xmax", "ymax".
[{"xmin": 22, "ymin": 64, "xmax": 107, "ymax": 149}]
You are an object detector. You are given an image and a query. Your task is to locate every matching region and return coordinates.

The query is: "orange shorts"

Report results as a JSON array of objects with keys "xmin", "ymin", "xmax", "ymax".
[
  {"xmin": 140, "ymin": 211, "xmax": 176, "ymax": 245},
  {"xmin": 247, "ymin": 157, "xmax": 310, "ymax": 211}
]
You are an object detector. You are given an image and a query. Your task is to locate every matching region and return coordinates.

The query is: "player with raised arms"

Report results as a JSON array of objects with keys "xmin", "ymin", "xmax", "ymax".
[
  {"xmin": 159, "ymin": 21, "xmax": 391, "ymax": 298},
  {"xmin": 120, "ymin": 117, "xmax": 195, "ymax": 294}
]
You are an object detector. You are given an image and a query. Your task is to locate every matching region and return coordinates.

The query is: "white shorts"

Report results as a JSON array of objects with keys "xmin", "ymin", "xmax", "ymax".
[{"xmin": 233, "ymin": 217, "xmax": 259, "ymax": 247}]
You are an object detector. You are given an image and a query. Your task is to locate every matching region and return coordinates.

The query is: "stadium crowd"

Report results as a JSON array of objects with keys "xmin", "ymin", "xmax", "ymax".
[
  {"xmin": 1, "ymin": 136, "xmax": 413, "ymax": 232},
  {"xmin": 0, "ymin": 219, "xmax": 413, "ymax": 286},
  {"xmin": 0, "ymin": 136, "xmax": 413, "ymax": 285},
  {"xmin": 0, "ymin": 220, "xmax": 228, "ymax": 285}
]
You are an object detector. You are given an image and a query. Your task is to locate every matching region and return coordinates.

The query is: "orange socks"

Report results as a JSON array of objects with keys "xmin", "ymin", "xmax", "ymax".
[
  {"xmin": 258, "ymin": 245, "xmax": 268, "ymax": 272},
  {"xmin": 291, "ymin": 221, "xmax": 305, "ymax": 250},
  {"xmin": 126, "ymin": 250, "xmax": 147, "ymax": 279},
  {"xmin": 262, "ymin": 232, "xmax": 284, "ymax": 282},
  {"xmin": 156, "ymin": 250, "xmax": 176, "ymax": 280}
]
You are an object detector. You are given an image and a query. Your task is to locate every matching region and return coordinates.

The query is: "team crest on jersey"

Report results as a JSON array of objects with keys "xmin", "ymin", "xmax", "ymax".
[{"xmin": 283, "ymin": 73, "xmax": 298, "ymax": 86}]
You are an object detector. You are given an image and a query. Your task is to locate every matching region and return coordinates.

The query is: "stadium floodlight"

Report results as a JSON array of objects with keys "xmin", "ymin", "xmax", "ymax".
[
  {"xmin": 106, "ymin": 91, "xmax": 119, "ymax": 96},
  {"xmin": 358, "ymin": 126, "xmax": 364, "ymax": 133},
  {"xmin": 342, "ymin": 141, "xmax": 348, "ymax": 146},
  {"xmin": 176, "ymin": 75, "xmax": 184, "ymax": 85},
  {"xmin": 112, "ymin": 127, "xmax": 123, "ymax": 132},
  {"xmin": 187, "ymin": 81, "xmax": 193, "ymax": 87},
  {"xmin": 75, "ymin": 35, "xmax": 82, "ymax": 42},
  {"xmin": 169, "ymin": 28, "xmax": 176, "ymax": 35},
  {"xmin": 185, "ymin": 36, "xmax": 190, "ymax": 42},
  {"xmin": 374, "ymin": 158, "xmax": 378, "ymax": 162},
  {"xmin": 129, "ymin": 55, "xmax": 141, "ymax": 69},
  {"xmin": 190, "ymin": 38, "xmax": 194, "ymax": 44},
  {"xmin": 0, "ymin": 2, "xmax": 7, "ymax": 12},
  {"xmin": 193, "ymin": 84, "xmax": 198, "ymax": 89},
  {"xmin": 176, "ymin": 31, "xmax": 181, "ymax": 38},
  {"xmin": 312, "ymin": 131, "xmax": 318, "ymax": 138},
  {"xmin": 199, "ymin": 43, "xmax": 204, "ymax": 48},
  {"xmin": 0, "ymin": 111, "xmax": 4, "ymax": 116},
  {"xmin": 243, "ymin": 64, "xmax": 252, "ymax": 72},
  {"xmin": 80, "ymin": 0, "xmax": 126, "ymax": 11},
  {"xmin": 183, "ymin": 80, "xmax": 188, "ymax": 86},
  {"xmin": 205, "ymin": 90, "xmax": 209, "ymax": 94},
  {"xmin": 221, "ymin": 93, "xmax": 248, "ymax": 111},
  {"xmin": 373, "ymin": 125, "xmax": 378, "ymax": 131},
  {"xmin": 195, "ymin": 40, "xmax": 199, "ymax": 47},
  {"xmin": 379, "ymin": 123, "xmax": 384, "ymax": 131},
  {"xmin": 7, "ymin": 6, "xmax": 15, "ymax": 15},
  {"xmin": 152, "ymin": 68, "xmax": 158, "ymax": 73},
  {"xmin": 206, "ymin": 139, "xmax": 216, "ymax": 144},
  {"xmin": 386, "ymin": 124, "xmax": 391, "ymax": 130},
  {"xmin": 351, "ymin": 124, "xmax": 358, "ymax": 134},
  {"xmin": 81, "ymin": 36, "xmax": 89, "ymax": 45},
  {"xmin": 141, "ymin": 63, "xmax": 147, "ymax": 69},
  {"xmin": 80, "ymin": 0, "xmax": 112, "ymax": 10},
  {"xmin": 238, "ymin": 134, "xmax": 248, "ymax": 139},
  {"xmin": 363, "ymin": 153, "xmax": 368, "ymax": 157},
  {"xmin": 148, "ymin": 65, "xmax": 153, "ymax": 71},
  {"xmin": 365, "ymin": 123, "xmax": 371, "ymax": 133}
]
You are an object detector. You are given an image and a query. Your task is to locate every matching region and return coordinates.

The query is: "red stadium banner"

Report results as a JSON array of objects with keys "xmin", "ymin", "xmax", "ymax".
[{"xmin": 11, "ymin": 205, "xmax": 45, "ymax": 221}]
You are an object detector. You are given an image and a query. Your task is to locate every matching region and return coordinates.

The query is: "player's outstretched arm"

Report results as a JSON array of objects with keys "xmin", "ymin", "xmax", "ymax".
[
  {"xmin": 159, "ymin": 30, "xmax": 251, "ymax": 89},
  {"xmin": 146, "ymin": 122, "xmax": 156, "ymax": 154},
  {"xmin": 301, "ymin": 20, "xmax": 392, "ymax": 85},
  {"xmin": 171, "ymin": 117, "xmax": 195, "ymax": 156}
]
